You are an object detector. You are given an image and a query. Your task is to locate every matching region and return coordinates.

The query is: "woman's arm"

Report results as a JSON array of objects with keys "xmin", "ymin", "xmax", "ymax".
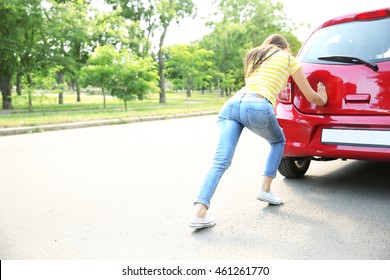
[{"xmin": 291, "ymin": 68, "xmax": 328, "ymax": 106}]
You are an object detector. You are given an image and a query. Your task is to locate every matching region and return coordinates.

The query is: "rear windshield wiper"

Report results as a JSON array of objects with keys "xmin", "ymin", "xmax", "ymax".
[{"xmin": 318, "ymin": 56, "xmax": 379, "ymax": 71}]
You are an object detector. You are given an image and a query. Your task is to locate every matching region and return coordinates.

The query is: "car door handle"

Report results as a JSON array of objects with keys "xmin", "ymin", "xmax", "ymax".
[{"xmin": 345, "ymin": 94, "xmax": 371, "ymax": 103}]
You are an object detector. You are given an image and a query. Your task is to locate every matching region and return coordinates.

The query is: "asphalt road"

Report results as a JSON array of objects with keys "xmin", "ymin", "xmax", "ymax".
[{"xmin": 0, "ymin": 115, "xmax": 389, "ymax": 260}]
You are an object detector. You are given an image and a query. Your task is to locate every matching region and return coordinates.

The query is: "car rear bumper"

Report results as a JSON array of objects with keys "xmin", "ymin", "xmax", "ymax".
[{"xmin": 276, "ymin": 105, "xmax": 390, "ymax": 161}]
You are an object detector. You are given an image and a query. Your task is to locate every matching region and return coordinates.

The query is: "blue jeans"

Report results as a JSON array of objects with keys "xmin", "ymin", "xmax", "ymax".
[{"xmin": 194, "ymin": 93, "xmax": 286, "ymax": 209}]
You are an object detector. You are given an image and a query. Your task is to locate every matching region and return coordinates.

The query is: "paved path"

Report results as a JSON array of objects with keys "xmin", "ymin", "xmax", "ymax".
[{"xmin": 0, "ymin": 116, "xmax": 389, "ymax": 259}]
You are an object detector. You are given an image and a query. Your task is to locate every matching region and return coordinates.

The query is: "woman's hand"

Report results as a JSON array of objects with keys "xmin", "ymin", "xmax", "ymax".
[
  {"xmin": 317, "ymin": 82, "xmax": 328, "ymax": 106},
  {"xmin": 292, "ymin": 68, "xmax": 328, "ymax": 106}
]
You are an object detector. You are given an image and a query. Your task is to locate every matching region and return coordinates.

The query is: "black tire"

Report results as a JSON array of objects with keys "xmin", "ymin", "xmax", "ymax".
[{"xmin": 278, "ymin": 157, "xmax": 311, "ymax": 178}]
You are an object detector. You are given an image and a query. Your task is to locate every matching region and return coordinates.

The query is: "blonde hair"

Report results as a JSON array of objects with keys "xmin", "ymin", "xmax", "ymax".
[{"xmin": 244, "ymin": 34, "xmax": 290, "ymax": 78}]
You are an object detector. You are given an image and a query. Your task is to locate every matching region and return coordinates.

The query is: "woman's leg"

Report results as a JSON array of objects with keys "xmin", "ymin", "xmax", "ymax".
[
  {"xmin": 261, "ymin": 117, "xmax": 285, "ymax": 179},
  {"xmin": 258, "ymin": 124, "xmax": 285, "ymax": 204},
  {"xmin": 260, "ymin": 175, "xmax": 273, "ymax": 193},
  {"xmin": 240, "ymin": 98, "xmax": 285, "ymax": 203},
  {"xmin": 194, "ymin": 117, "xmax": 244, "ymax": 212}
]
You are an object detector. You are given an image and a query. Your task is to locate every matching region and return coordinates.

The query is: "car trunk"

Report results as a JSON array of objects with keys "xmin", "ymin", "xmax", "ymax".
[{"xmin": 292, "ymin": 61, "xmax": 390, "ymax": 115}]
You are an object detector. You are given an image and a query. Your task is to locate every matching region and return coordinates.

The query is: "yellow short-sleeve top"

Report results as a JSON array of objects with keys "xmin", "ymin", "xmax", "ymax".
[{"xmin": 239, "ymin": 47, "xmax": 301, "ymax": 105}]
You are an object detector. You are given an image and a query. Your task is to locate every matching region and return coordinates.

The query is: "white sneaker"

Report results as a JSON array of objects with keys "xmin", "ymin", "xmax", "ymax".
[
  {"xmin": 257, "ymin": 190, "xmax": 282, "ymax": 205},
  {"xmin": 189, "ymin": 216, "xmax": 216, "ymax": 229}
]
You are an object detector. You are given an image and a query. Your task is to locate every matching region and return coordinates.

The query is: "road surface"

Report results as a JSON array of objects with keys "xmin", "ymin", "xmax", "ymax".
[{"xmin": 0, "ymin": 116, "xmax": 389, "ymax": 259}]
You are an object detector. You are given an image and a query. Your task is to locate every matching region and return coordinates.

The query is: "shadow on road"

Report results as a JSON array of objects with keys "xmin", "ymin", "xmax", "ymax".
[{"xmin": 283, "ymin": 160, "xmax": 390, "ymax": 193}]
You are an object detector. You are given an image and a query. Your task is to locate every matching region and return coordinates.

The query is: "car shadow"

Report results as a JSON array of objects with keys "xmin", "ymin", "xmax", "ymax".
[
  {"xmin": 277, "ymin": 160, "xmax": 390, "ymax": 227},
  {"xmin": 283, "ymin": 160, "xmax": 390, "ymax": 193}
]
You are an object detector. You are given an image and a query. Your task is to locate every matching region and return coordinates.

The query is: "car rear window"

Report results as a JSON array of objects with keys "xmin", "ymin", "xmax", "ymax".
[{"xmin": 299, "ymin": 17, "xmax": 390, "ymax": 63}]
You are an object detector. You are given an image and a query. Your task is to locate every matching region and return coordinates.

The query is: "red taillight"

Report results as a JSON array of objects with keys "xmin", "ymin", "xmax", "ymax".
[
  {"xmin": 277, "ymin": 77, "xmax": 292, "ymax": 104},
  {"xmin": 318, "ymin": 8, "xmax": 390, "ymax": 29},
  {"xmin": 356, "ymin": 9, "xmax": 390, "ymax": 20}
]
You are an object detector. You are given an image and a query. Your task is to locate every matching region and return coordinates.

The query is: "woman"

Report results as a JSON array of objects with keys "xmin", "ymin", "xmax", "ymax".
[{"xmin": 189, "ymin": 34, "xmax": 328, "ymax": 229}]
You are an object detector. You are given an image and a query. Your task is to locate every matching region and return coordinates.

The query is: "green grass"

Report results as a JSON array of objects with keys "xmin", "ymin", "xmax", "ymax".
[{"xmin": 0, "ymin": 90, "xmax": 229, "ymax": 128}]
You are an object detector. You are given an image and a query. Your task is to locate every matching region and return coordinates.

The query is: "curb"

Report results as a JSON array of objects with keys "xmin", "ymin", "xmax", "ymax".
[{"xmin": 0, "ymin": 111, "xmax": 218, "ymax": 136}]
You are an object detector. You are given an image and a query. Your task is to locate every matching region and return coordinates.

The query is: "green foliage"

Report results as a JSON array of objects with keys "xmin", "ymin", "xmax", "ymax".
[
  {"xmin": 111, "ymin": 51, "xmax": 159, "ymax": 109},
  {"xmin": 44, "ymin": 0, "xmax": 92, "ymax": 81},
  {"xmin": 11, "ymin": 66, "xmax": 63, "ymax": 112},
  {"xmin": 79, "ymin": 45, "xmax": 117, "ymax": 90},
  {"xmin": 199, "ymin": 0, "xmax": 301, "ymax": 95},
  {"xmin": 106, "ymin": 0, "xmax": 196, "ymax": 103},
  {"xmin": 1, "ymin": 0, "xmax": 302, "ymax": 112},
  {"xmin": 0, "ymin": 0, "xmax": 46, "ymax": 109},
  {"xmin": 80, "ymin": 46, "xmax": 159, "ymax": 110},
  {"xmin": 200, "ymin": 21, "xmax": 249, "ymax": 91},
  {"xmin": 165, "ymin": 43, "xmax": 214, "ymax": 96}
]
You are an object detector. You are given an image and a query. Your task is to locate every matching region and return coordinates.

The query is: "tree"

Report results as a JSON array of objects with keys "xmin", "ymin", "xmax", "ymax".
[
  {"xmin": 165, "ymin": 43, "xmax": 214, "ymax": 97},
  {"xmin": 105, "ymin": 0, "xmax": 154, "ymax": 56},
  {"xmin": 19, "ymin": 1, "xmax": 49, "ymax": 111},
  {"xmin": 108, "ymin": 50, "xmax": 159, "ymax": 110},
  {"xmin": 44, "ymin": 0, "xmax": 92, "ymax": 104},
  {"xmin": 79, "ymin": 45, "xmax": 118, "ymax": 108},
  {"xmin": 92, "ymin": 8, "xmax": 126, "ymax": 49},
  {"xmin": 105, "ymin": 0, "xmax": 196, "ymax": 103},
  {"xmin": 81, "ymin": 46, "xmax": 158, "ymax": 110},
  {"xmin": 153, "ymin": 0, "xmax": 195, "ymax": 103},
  {"xmin": 0, "ymin": 0, "xmax": 44, "ymax": 109},
  {"xmin": 27, "ymin": 66, "xmax": 62, "ymax": 113},
  {"xmin": 200, "ymin": 22, "xmax": 248, "ymax": 96},
  {"xmin": 0, "ymin": 0, "xmax": 18, "ymax": 109}
]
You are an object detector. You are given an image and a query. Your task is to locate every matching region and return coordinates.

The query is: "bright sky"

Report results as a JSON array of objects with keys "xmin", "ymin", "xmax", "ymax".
[{"xmin": 165, "ymin": 0, "xmax": 390, "ymax": 45}]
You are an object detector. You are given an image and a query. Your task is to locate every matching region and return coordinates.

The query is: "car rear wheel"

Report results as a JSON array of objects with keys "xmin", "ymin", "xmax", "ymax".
[{"xmin": 278, "ymin": 157, "xmax": 311, "ymax": 178}]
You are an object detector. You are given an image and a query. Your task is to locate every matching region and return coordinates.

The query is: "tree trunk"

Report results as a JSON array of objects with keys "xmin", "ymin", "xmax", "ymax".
[
  {"xmin": 220, "ymin": 87, "xmax": 225, "ymax": 97},
  {"xmin": 16, "ymin": 73, "xmax": 22, "ymax": 95},
  {"xmin": 27, "ymin": 73, "xmax": 32, "ymax": 86},
  {"xmin": 158, "ymin": 25, "xmax": 168, "ymax": 104},
  {"xmin": 217, "ymin": 76, "xmax": 221, "ymax": 96},
  {"xmin": 0, "ymin": 73, "xmax": 13, "ymax": 109},
  {"xmin": 76, "ymin": 81, "xmax": 81, "ymax": 102},
  {"xmin": 28, "ymin": 89, "xmax": 33, "ymax": 112},
  {"xmin": 26, "ymin": 73, "xmax": 33, "ymax": 111},
  {"xmin": 101, "ymin": 87, "xmax": 106, "ymax": 109},
  {"xmin": 186, "ymin": 77, "xmax": 192, "ymax": 98},
  {"xmin": 57, "ymin": 71, "xmax": 65, "ymax": 105}
]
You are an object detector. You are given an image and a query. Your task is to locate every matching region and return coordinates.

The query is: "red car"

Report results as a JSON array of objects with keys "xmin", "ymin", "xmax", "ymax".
[{"xmin": 276, "ymin": 8, "xmax": 390, "ymax": 178}]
